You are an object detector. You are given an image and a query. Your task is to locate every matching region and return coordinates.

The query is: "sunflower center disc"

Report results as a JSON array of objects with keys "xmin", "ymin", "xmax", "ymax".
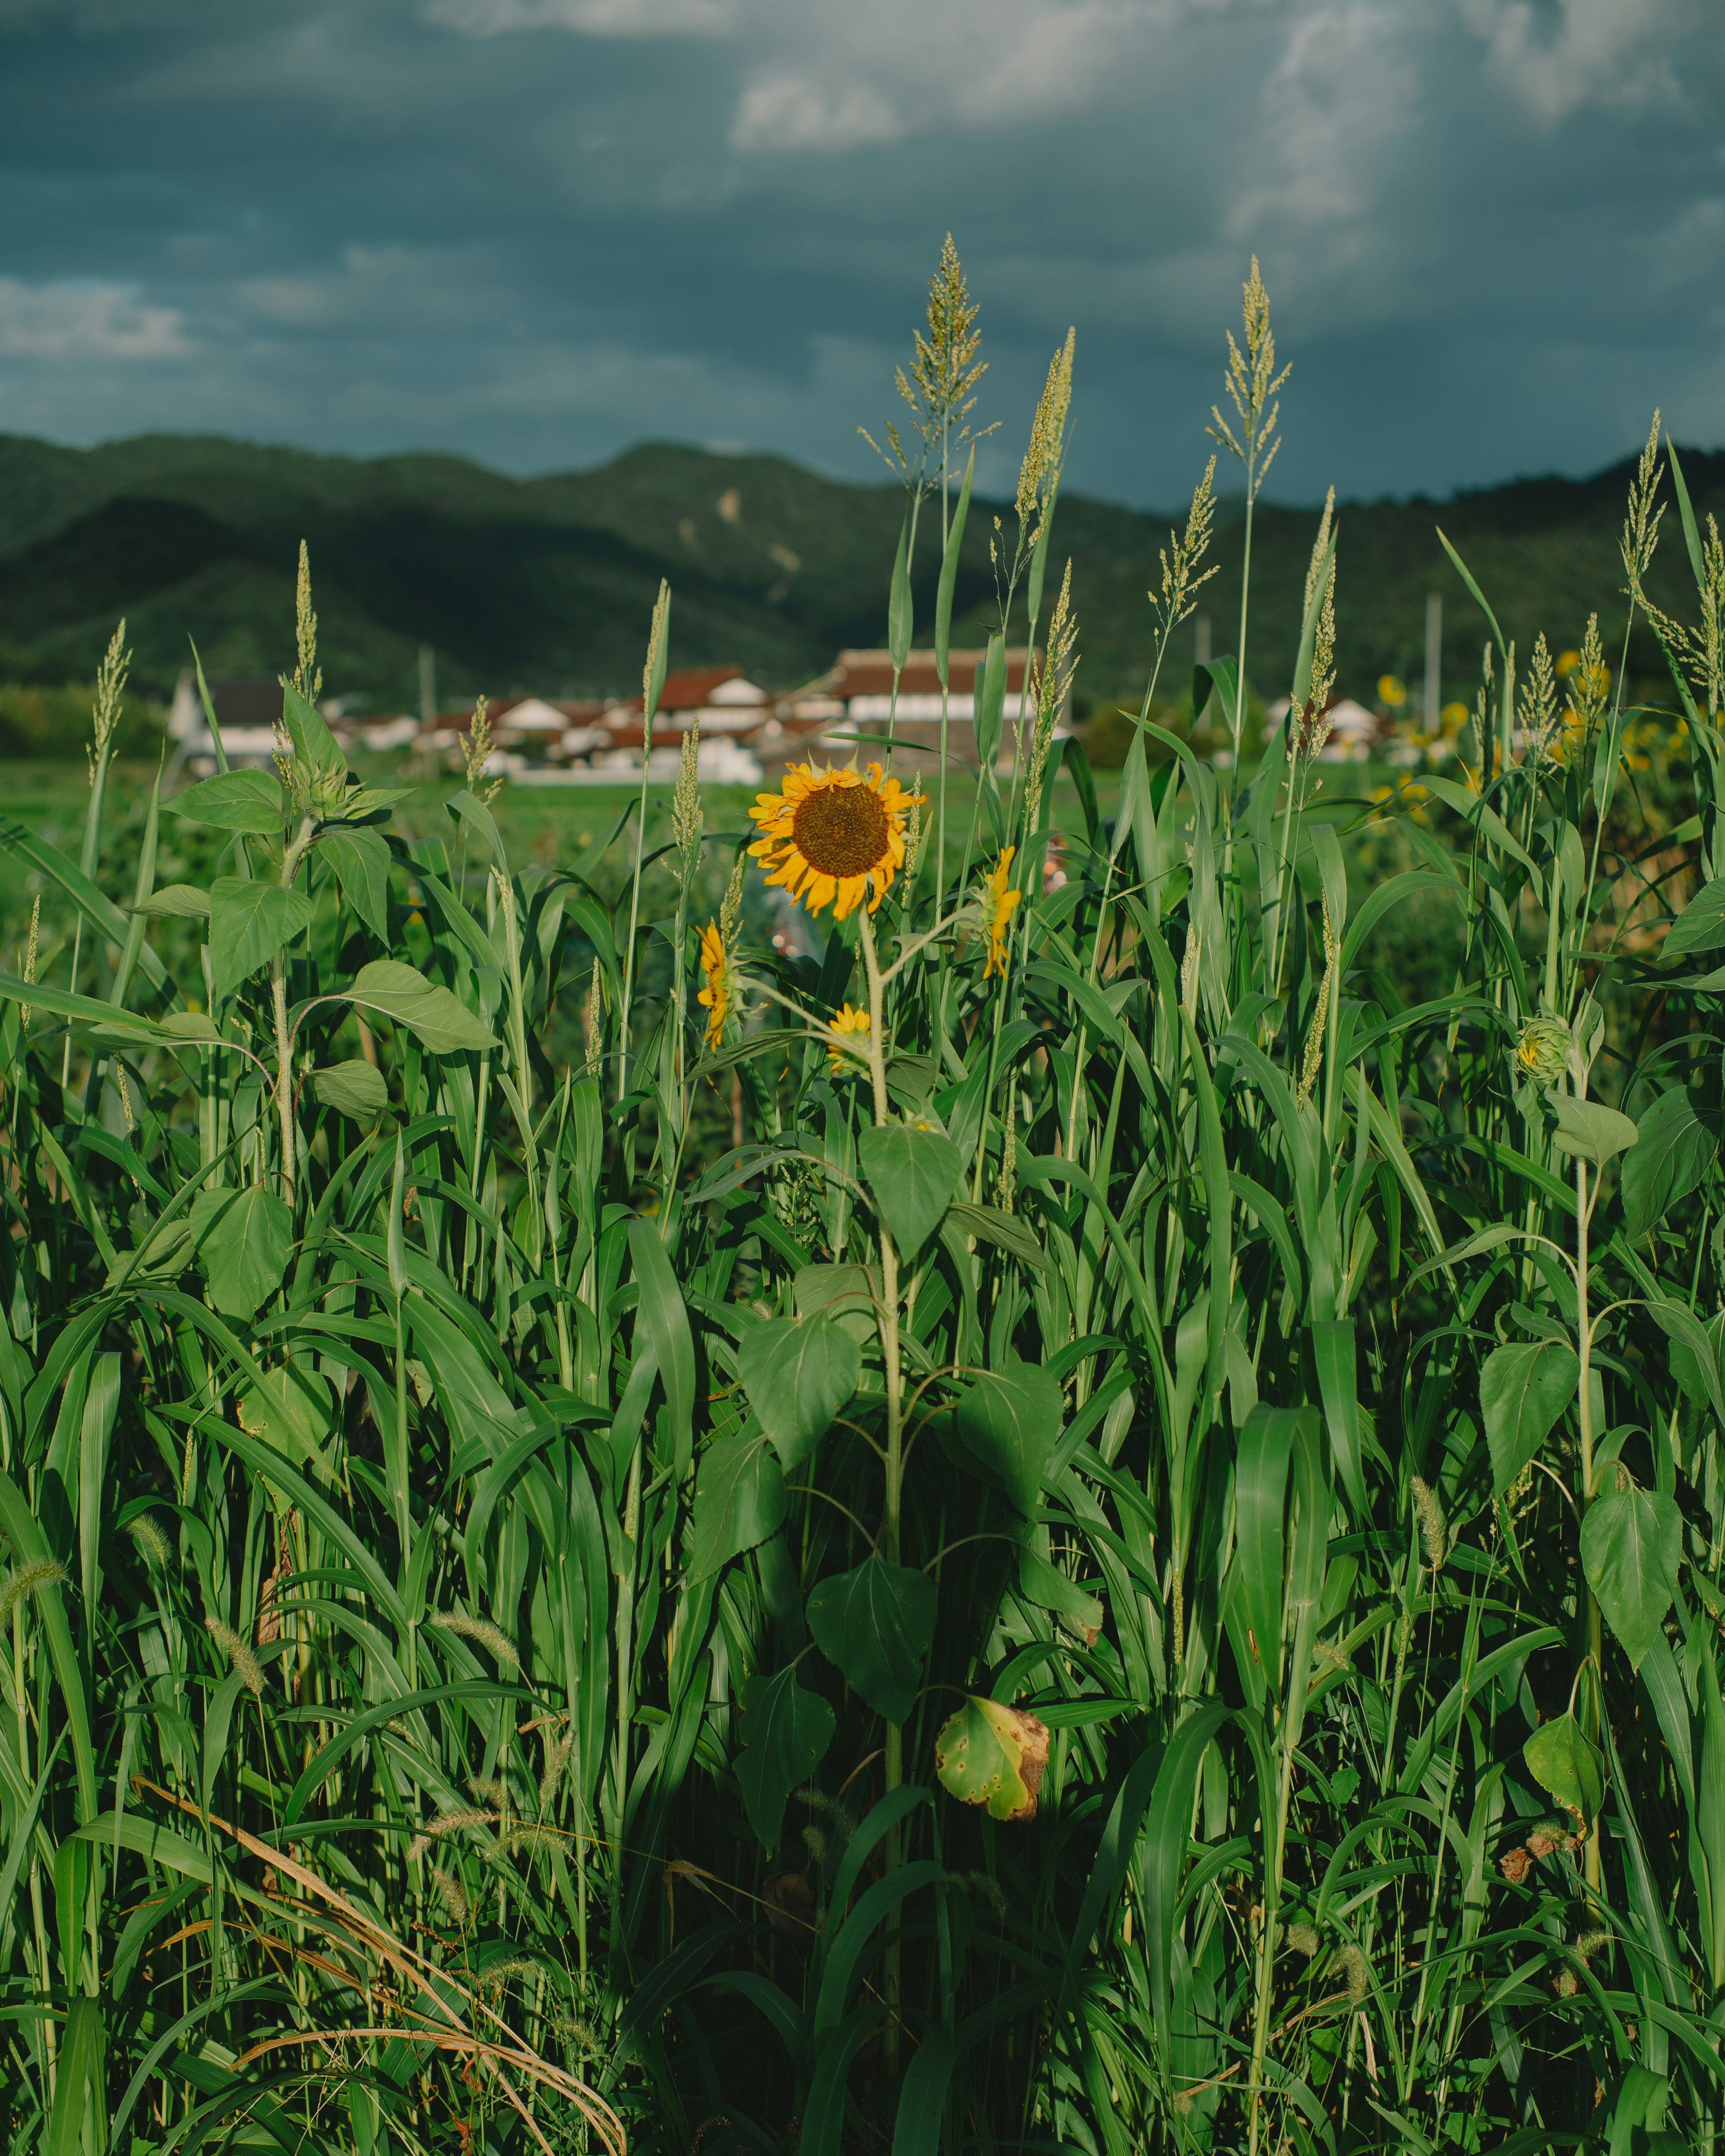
[{"xmin": 791, "ymin": 783, "xmax": 890, "ymax": 879}]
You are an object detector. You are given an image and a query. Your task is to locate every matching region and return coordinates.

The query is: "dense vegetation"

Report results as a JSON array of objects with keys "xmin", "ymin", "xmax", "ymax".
[
  {"xmin": 0, "ymin": 394, "xmax": 1720, "ymax": 716},
  {"xmin": 5, "ymin": 249, "xmax": 1725, "ymax": 2156}
]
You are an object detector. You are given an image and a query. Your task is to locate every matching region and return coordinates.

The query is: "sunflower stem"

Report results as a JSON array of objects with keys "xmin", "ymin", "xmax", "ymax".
[{"xmin": 858, "ymin": 903, "xmax": 904, "ymax": 2074}]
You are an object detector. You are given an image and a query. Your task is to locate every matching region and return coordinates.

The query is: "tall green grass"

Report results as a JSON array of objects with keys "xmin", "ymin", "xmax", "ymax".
[{"xmin": 3, "ymin": 251, "xmax": 1724, "ymax": 2156}]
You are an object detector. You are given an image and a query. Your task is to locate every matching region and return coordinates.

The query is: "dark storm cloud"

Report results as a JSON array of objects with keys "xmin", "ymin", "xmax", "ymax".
[{"xmin": 0, "ymin": 0, "xmax": 1720, "ymax": 504}]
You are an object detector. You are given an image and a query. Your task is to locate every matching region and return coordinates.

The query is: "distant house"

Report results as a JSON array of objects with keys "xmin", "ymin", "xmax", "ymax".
[
  {"xmin": 783, "ymin": 648, "xmax": 1044, "ymax": 771},
  {"xmin": 168, "ymin": 672, "xmax": 286, "ymax": 769}
]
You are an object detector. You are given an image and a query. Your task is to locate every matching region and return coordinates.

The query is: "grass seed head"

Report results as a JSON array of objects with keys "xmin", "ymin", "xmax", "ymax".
[
  {"xmin": 204, "ymin": 1615, "xmax": 265, "ymax": 1697},
  {"xmin": 1016, "ymin": 329, "xmax": 1075, "ymax": 536},
  {"xmin": 292, "ymin": 542, "xmax": 321, "ymax": 703},
  {"xmin": 125, "ymin": 1512, "xmax": 173, "ymax": 1571},
  {"xmin": 1410, "ymin": 1475, "xmax": 1447, "ymax": 1570},
  {"xmin": 87, "ymin": 619, "xmax": 130, "ymax": 783},
  {"xmin": 0, "ymin": 1558, "xmax": 71, "ymax": 1624},
  {"xmin": 1331, "ymin": 1942, "xmax": 1371, "ymax": 2004},
  {"xmin": 429, "ymin": 1609, "xmax": 522, "ymax": 1671}
]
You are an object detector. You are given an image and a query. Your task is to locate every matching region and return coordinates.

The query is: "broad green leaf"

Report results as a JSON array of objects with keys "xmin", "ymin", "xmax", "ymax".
[
  {"xmin": 690, "ymin": 1423, "xmax": 786, "ymax": 1579},
  {"xmin": 973, "ymin": 633, "xmax": 1007, "ymax": 770},
  {"xmin": 319, "ymin": 826, "xmax": 392, "ymax": 942},
  {"xmin": 947, "ymin": 1199, "xmax": 1048, "ymax": 1271},
  {"xmin": 208, "ymin": 878, "xmax": 314, "ymax": 1000},
  {"xmin": 168, "ymin": 769, "xmax": 285, "ymax": 834},
  {"xmin": 1646, "ymin": 1295, "xmax": 1725, "ymax": 1425},
  {"xmin": 951, "ymin": 1363, "xmax": 1064, "ymax": 1515},
  {"xmin": 858, "ymin": 1121, "xmax": 963, "ymax": 1256},
  {"xmin": 1523, "ymin": 1710, "xmax": 1605, "ymax": 1830},
  {"xmin": 312, "ymin": 1059, "xmax": 389, "ymax": 1120},
  {"xmin": 281, "ymin": 680, "xmax": 348, "ymax": 797},
  {"xmin": 887, "ymin": 510, "xmax": 912, "ymax": 670},
  {"xmin": 197, "ymin": 1184, "xmax": 293, "ymax": 1321},
  {"xmin": 1665, "ymin": 873, "xmax": 1725, "ymax": 956},
  {"xmin": 1546, "ymin": 1091, "xmax": 1638, "ymax": 1166},
  {"xmin": 1017, "ymin": 1546, "xmax": 1104, "ymax": 1639},
  {"xmin": 933, "ymin": 1695, "xmax": 1049, "ymax": 1821},
  {"xmin": 1482, "ymin": 1339, "xmax": 1579, "ymax": 1493},
  {"xmin": 133, "ymin": 882, "xmax": 211, "ymax": 919},
  {"xmin": 230, "ymin": 1361, "xmax": 336, "ymax": 1473},
  {"xmin": 793, "ymin": 1262, "xmax": 877, "ymax": 1343},
  {"xmin": 158, "ymin": 1012, "xmax": 221, "ymax": 1041},
  {"xmin": 736, "ymin": 1666, "xmax": 835, "ymax": 1850},
  {"xmin": 46, "ymin": 1995, "xmax": 104, "ymax": 2156},
  {"xmin": 628, "ymin": 1216, "xmax": 697, "ymax": 1479},
  {"xmin": 1621, "ymin": 1087, "xmax": 1718, "ymax": 1240},
  {"xmin": 806, "ymin": 1558, "xmax": 936, "ymax": 1724},
  {"xmin": 1581, "ymin": 1485, "xmax": 1682, "ymax": 1671},
  {"xmin": 343, "ymin": 958, "xmax": 500, "ymax": 1054},
  {"xmin": 738, "ymin": 1314, "xmax": 860, "ymax": 1472}
]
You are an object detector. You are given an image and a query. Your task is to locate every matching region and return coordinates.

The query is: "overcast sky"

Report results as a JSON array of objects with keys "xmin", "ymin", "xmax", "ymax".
[{"xmin": 0, "ymin": 0, "xmax": 1720, "ymax": 507}]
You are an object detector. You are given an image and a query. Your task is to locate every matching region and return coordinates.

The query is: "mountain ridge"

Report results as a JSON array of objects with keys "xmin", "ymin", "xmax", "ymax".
[{"xmin": 0, "ymin": 430, "xmax": 1718, "ymax": 718}]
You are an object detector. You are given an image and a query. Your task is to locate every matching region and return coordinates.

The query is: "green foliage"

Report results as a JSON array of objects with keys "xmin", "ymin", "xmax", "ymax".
[{"xmin": 8, "ymin": 255, "xmax": 1725, "ymax": 2156}]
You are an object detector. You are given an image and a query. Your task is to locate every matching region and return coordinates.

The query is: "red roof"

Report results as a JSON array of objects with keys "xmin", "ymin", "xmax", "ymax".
[{"xmin": 805, "ymin": 648, "xmax": 1037, "ymax": 701}]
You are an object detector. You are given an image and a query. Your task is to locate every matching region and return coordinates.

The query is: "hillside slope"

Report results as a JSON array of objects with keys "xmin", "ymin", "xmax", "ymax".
[{"xmin": 0, "ymin": 430, "xmax": 1718, "ymax": 717}]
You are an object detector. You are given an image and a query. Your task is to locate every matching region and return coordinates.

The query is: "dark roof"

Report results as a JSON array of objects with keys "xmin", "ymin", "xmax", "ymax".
[{"xmin": 205, "ymin": 680, "xmax": 283, "ymax": 730}]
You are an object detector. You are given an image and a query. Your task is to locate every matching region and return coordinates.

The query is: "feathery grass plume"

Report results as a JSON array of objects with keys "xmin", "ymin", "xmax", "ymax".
[
  {"xmin": 1152, "ymin": 456, "xmax": 1220, "ymax": 642},
  {"xmin": 86, "ymin": 618, "xmax": 130, "ymax": 785},
  {"xmin": 539, "ymin": 1721, "xmax": 575, "ymax": 1814},
  {"xmin": 111, "ymin": 1056, "xmax": 136, "ymax": 1133},
  {"xmin": 1016, "ymin": 330, "xmax": 1075, "ymax": 547},
  {"xmin": 1331, "ymin": 1943, "xmax": 1371, "ymax": 2005},
  {"xmin": 429, "ymin": 1865, "xmax": 472, "ymax": 1928},
  {"xmin": 584, "ymin": 954, "xmax": 605, "ymax": 1078},
  {"xmin": 795, "ymin": 1786, "xmax": 858, "ymax": 1840},
  {"xmin": 204, "ymin": 1615, "xmax": 265, "ymax": 1697},
  {"xmin": 20, "ymin": 891, "xmax": 39, "ymax": 1030},
  {"xmin": 1620, "ymin": 409, "xmax": 1665, "ymax": 590},
  {"xmin": 0, "ymin": 1558, "xmax": 71, "ymax": 1624},
  {"xmin": 1180, "ymin": 925, "xmax": 1203, "ymax": 1015},
  {"xmin": 291, "ymin": 542, "xmax": 321, "ymax": 703},
  {"xmin": 1024, "ymin": 558, "xmax": 1079, "ymax": 835},
  {"xmin": 549, "ymin": 2003, "xmax": 604, "ymax": 2063},
  {"xmin": 642, "ymin": 578, "xmax": 671, "ymax": 746},
  {"xmin": 861, "ymin": 234, "xmax": 993, "ymax": 487},
  {"xmin": 461, "ymin": 694, "xmax": 502, "ymax": 804},
  {"xmin": 1519, "ymin": 634, "xmax": 1560, "ymax": 765},
  {"xmin": 1208, "ymin": 256, "xmax": 1290, "ymax": 499},
  {"xmin": 1285, "ymin": 1922, "xmax": 1320, "ymax": 1960},
  {"xmin": 1296, "ymin": 897, "xmax": 1337, "ymax": 1108},
  {"xmin": 1292, "ymin": 490, "xmax": 1339, "ymax": 757},
  {"xmin": 429, "ymin": 1609, "xmax": 522, "ymax": 1671},
  {"xmin": 1575, "ymin": 1928, "xmax": 1613, "ymax": 1965},
  {"xmin": 468, "ymin": 1773, "xmax": 511, "ymax": 1811},
  {"xmin": 673, "ymin": 719, "xmax": 703, "ymax": 888},
  {"xmin": 718, "ymin": 849, "xmax": 746, "ymax": 945},
  {"xmin": 962, "ymin": 1870, "xmax": 1008, "ymax": 1919},
  {"xmin": 1309, "ymin": 1636, "xmax": 1351, "ymax": 1675},
  {"xmin": 504, "ymin": 1821, "xmax": 567, "ymax": 1858},
  {"xmin": 1409, "ymin": 1476, "xmax": 1447, "ymax": 1570},
  {"xmin": 125, "ymin": 1513, "xmax": 173, "ymax": 1571},
  {"xmin": 992, "ymin": 1110, "xmax": 1017, "ymax": 1213},
  {"xmin": 801, "ymin": 1824, "xmax": 827, "ymax": 1868},
  {"xmin": 1566, "ymin": 613, "xmax": 1611, "ymax": 739},
  {"xmin": 902, "ymin": 791, "xmax": 925, "ymax": 887},
  {"xmin": 406, "ymin": 1807, "xmax": 499, "ymax": 1862}
]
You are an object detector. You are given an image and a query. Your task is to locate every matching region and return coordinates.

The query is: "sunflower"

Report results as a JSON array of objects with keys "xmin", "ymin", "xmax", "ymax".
[
  {"xmin": 826, "ymin": 1003, "xmax": 871, "ymax": 1077},
  {"xmin": 696, "ymin": 919, "xmax": 739, "ymax": 1053},
  {"xmin": 977, "ymin": 848, "xmax": 1023, "ymax": 980},
  {"xmin": 748, "ymin": 761, "xmax": 916, "ymax": 919}
]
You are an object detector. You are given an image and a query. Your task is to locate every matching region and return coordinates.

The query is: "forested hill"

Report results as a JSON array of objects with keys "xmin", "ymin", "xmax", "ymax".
[{"xmin": 0, "ymin": 428, "xmax": 1719, "ymax": 716}]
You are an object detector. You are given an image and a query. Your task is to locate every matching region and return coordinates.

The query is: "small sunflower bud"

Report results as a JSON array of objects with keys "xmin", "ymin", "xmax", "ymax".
[{"xmin": 1515, "ymin": 1014, "xmax": 1570, "ymax": 1084}]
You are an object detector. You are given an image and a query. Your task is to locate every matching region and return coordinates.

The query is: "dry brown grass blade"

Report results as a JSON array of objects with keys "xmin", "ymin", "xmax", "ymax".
[{"xmin": 129, "ymin": 1776, "xmax": 628, "ymax": 2156}]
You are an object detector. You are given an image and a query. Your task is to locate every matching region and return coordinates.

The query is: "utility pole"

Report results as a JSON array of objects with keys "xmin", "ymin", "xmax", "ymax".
[
  {"xmin": 1424, "ymin": 593, "xmax": 1442, "ymax": 736},
  {"xmin": 419, "ymin": 644, "xmax": 437, "ymax": 780},
  {"xmin": 1194, "ymin": 614, "xmax": 1212, "ymax": 667}
]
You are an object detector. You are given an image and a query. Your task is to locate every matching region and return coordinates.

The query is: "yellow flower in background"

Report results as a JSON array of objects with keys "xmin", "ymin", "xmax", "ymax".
[
  {"xmin": 978, "ymin": 848, "xmax": 1023, "ymax": 979},
  {"xmin": 1555, "ymin": 649, "xmax": 1581, "ymax": 677},
  {"xmin": 696, "ymin": 919, "xmax": 738, "ymax": 1052},
  {"xmin": 748, "ymin": 760, "xmax": 916, "ymax": 919},
  {"xmin": 1378, "ymin": 674, "xmax": 1407, "ymax": 708},
  {"xmin": 826, "ymin": 1002, "xmax": 871, "ymax": 1077}
]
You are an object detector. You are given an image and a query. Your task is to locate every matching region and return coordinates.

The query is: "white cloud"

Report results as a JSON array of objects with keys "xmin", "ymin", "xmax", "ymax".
[
  {"xmin": 425, "ymin": 0, "xmax": 734, "ymax": 35},
  {"xmin": 729, "ymin": 73, "xmax": 903, "ymax": 153},
  {"xmin": 1456, "ymin": 0, "xmax": 1704, "ymax": 123},
  {"xmin": 0, "ymin": 278, "xmax": 190, "ymax": 358}
]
